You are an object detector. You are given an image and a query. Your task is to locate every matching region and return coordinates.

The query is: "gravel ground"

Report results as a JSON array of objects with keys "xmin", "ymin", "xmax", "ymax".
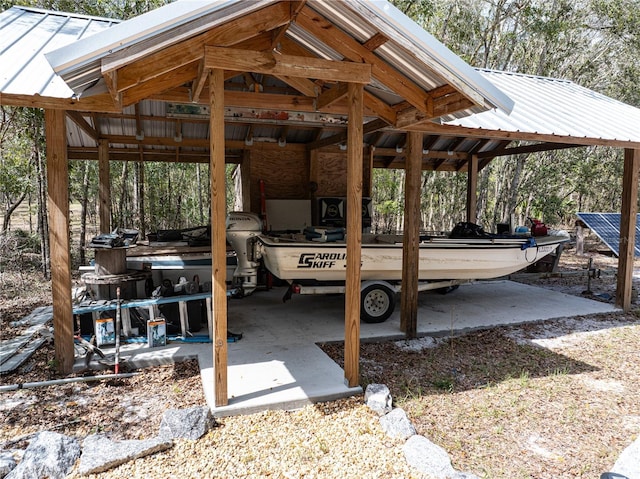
[{"xmin": 1, "ymin": 240, "xmax": 640, "ymax": 478}]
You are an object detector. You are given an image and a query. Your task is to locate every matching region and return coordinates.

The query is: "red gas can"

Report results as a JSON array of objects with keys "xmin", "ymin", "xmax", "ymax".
[{"xmin": 529, "ymin": 218, "xmax": 548, "ymax": 236}]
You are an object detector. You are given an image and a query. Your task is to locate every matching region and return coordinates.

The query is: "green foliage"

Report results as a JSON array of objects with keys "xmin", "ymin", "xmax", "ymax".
[{"xmin": 377, "ymin": 0, "xmax": 640, "ymax": 232}]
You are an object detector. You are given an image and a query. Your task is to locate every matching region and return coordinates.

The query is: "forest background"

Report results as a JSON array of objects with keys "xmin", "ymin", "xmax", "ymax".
[{"xmin": 1, "ymin": 0, "xmax": 639, "ymax": 277}]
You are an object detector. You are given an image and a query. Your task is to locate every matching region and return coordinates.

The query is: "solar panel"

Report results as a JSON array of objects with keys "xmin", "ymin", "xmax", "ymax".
[{"xmin": 576, "ymin": 212, "xmax": 640, "ymax": 257}]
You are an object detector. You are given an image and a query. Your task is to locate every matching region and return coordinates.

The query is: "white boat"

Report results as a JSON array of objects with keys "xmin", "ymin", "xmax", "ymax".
[
  {"xmin": 225, "ymin": 212, "xmax": 570, "ymax": 322},
  {"xmin": 256, "ymin": 233, "xmax": 565, "ymax": 282}
]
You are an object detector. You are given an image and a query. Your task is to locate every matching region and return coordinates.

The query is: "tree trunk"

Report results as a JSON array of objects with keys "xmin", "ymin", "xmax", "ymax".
[
  {"xmin": 119, "ymin": 162, "xmax": 129, "ymax": 227},
  {"xmin": 196, "ymin": 163, "xmax": 204, "ymax": 224},
  {"xmin": 2, "ymin": 190, "xmax": 27, "ymax": 232},
  {"xmin": 35, "ymin": 143, "xmax": 50, "ymax": 279},
  {"xmin": 137, "ymin": 161, "xmax": 145, "ymax": 238},
  {"xmin": 79, "ymin": 161, "xmax": 90, "ymax": 265}
]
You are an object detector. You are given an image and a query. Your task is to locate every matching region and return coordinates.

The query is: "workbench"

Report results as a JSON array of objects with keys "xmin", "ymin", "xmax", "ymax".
[{"xmin": 73, "ymin": 292, "xmax": 213, "ymax": 340}]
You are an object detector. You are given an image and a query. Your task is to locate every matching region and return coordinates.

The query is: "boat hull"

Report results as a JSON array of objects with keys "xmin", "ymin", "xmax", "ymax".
[
  {"xmin": 257, "ymin": 235, "xmax": 568, "ymax": 282},
  {"xmin": 126, "ymin": 252, "xmax": 236, "ymax": 286}
]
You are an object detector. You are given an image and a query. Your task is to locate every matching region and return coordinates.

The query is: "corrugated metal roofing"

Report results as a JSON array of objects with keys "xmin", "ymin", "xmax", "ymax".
[
  {"xmin": 446, "ymin": 70, "xmax": 640, "ymax": 144},
  {"xmin": 42, "ymin": 0, "xmax": 513, "ymax": 116},
  {"xmin": 0, "ymin": 6, "xmax": 118, "ymax": 97}
]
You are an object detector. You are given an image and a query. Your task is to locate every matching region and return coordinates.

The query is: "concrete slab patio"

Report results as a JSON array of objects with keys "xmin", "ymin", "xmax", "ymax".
[{"xmin": 103, "ymin": 280, "xmax": 618, "ymax": 416}]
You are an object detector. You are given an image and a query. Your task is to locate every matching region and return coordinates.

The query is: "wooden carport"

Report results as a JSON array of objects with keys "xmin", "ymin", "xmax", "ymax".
[{"xmin": 2, "ymin": 1, "xmax": 639, "ymax": 409}]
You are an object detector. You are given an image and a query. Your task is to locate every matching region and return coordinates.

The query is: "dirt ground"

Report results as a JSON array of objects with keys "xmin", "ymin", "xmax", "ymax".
[{"xmin": 1, "ymin": 237, "xmax": 639, "ymax": 478}]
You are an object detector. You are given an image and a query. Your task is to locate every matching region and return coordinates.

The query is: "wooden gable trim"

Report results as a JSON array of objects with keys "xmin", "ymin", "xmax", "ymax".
[
  {"xmin": 204, "ymin": 46, "xmax": 371, "ymax": 84},
  {"xmin": 104, "ymin": 2, "xmax": 294, "ymax": 94}
]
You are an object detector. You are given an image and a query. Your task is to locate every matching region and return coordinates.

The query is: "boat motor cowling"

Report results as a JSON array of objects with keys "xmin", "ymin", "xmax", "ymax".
[{"xmin": 226, "ymin": 212, "xmax": 263, "ymax": 295}]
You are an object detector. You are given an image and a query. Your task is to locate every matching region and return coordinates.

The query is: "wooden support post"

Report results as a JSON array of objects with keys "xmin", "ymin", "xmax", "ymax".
[
  {"xmin": 344, "ymin": 83, "xmax": 363, "ymax": 388},
  {"xmin": 616, "ymin": 148, "xmax": 640, "ymax": 311},
  {"xmin": 466, "ymin": 154, "xmax": 478, "ymax": 223},
  {"xmin": 98, "ymin": 139, "xmax": 111, "ymax": 233},
  {"xmin": 45, "ymin": 109, "xmax": 74, "ymax": 374},
  {"xmin": 400, "ymin": 131, "xmax": 422, "ymax": 338},
  {"xmin": 210, "ymin": 68, "xmax": 228, "ymax": 406}
]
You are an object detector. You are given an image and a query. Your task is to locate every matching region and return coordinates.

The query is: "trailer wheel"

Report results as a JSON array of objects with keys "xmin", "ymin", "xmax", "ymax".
[{"xmin": 361, "ymin": 284, "xmax": 395, "ymax": 323}]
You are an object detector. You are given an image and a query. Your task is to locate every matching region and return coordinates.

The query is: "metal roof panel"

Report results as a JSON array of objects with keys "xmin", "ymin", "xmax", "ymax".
[
  {"xmin": 0, "ymin": 6, "xmax": 117, "ymax": 98},
  {"xmin": 447, "ymin": 70, "xmax": 640, "ymax": 144}
]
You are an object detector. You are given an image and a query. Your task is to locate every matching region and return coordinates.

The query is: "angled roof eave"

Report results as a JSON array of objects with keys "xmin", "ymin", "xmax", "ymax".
[
  {"xmin": 44, "ymin": 0, "xmax": 514, "ymax": 117},
  {"xmin": 45, "ymin": 0, "xmax": 273, "ymax": 93},
  {"xmin": 438, "ymin": 70, "xmax": 640, "ymax": 148},
  {"xmin": 348, "ymin": 0, "xmax": 514, "ymax": 115}
]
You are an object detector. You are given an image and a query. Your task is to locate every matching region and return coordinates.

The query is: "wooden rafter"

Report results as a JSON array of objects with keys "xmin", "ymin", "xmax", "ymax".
[
  {"xmin": 295, "ymin": 7, "xmax": 433, "ymax": 114},
  {"xmin": 478, "ymin": 141, "xmax": 578, "ymax": 158},
  {"xmin": 306, "ymin": 118, "xmax": 387, "ymax": 151},
  {"xmin": 122, "ymin": 61, "xmax": 200, "ymax": 107},
  {"xmin": 363, "ymin": 91, "xmax": 396, "ymax": 124},
  {"xmin": 191, "ymin": 60, "xmax": 210, "ymax": 104},
  {"xmin": 66, "ymin": 111, "xmax": 99, "ymax": 141},
  {"xmin": 103, "ymin": 2, "xmax": 294, "ymax": 93},
  {"xmin": 270, "ymin": 0, "xmax": 307, "ymax": 49},
  {"xmin": 316, "ymin": 83, "xmax": 348, "ymax": 110},
  {"xmin": 102, "ymin": 70, "xmax": 122, "ymax": 108},
  {"xmin": 274, "ymin": 75, "xmax": 318, "ymax": 97},
  {"xmin": 406, "ymin": 122, "xmax": 640, "ymax": 150},
  {"xmin": 362, "ymin": 32, "xmax": 389, "ymax": 51}
]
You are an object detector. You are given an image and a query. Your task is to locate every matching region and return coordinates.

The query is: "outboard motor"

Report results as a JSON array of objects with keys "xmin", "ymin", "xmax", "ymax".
[{"xmin": 226, "ymin": 212, "xmax": 263, "ymax": 295}]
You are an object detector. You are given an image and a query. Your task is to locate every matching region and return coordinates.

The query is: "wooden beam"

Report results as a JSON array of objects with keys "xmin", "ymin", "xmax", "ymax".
[
  {"xmin": 98, "ymin": 139, "xmax": 111, "ymax": 233},
  {"xmin": 270, "ymin": 1, "xmax": 306, "ymax": 48},
  {"xmin": 406, "ymin": 122, "xmax": 640, "ymax": 150},
  {"xmin": 66, "ymin": 111, "xmax": 99, "ymax": 141},
  {"xmin": 477, "ymin": 141, "xmax": 578, "ymax": 159},
  {"xmin": 191, "ymin": 60, "xmax": 210, "ymax": 104},
  {"xmin": 122, "ymin": 61, "xmax": 199, "ymax": 107},
  {"xmin": 616, "ymin": 148, "xmax": 640, "ymax": 311},
  {"xmin": 45, "ymin": 109, "xmax": 74, "ymax": 374},
  {"xmin": 400, "ymin": 131, "xmax": 422, "ymax": 338},
  {"xmin": 373, "ymin": 148, "xmax": 468, "ymax": 161},
  {"xmin": 274, "ymin": 75, "xmax": 318, "ymax": 97},
  {"xmin": 316, "ymin": 83, "xmax": 348, "ymax": 110},
  {"xmin": 344, "ymin": 82, "xmax": 363, "ymax": 388},
  {"xmin": 307, "ymin": 118, "xmax": 387, "ymax": 151},
  {"xmin": 363, "ymin": 91, "xmax": 396, "ymax": 124},
  {"xmin": 0, "ymin": 92, "xmax": 120, "ymax": 113},
  {"xmin": 296, "ymin": 7, "xmax": 431, "ymax": 113},
  {"xmin": 466, "ymin": 154, "xmax": 478, "ymax": 223},
  {"xmin": 105, "ymin": 2, "xmax": 294, "ymax": 92},
  {"xmin": 204, "ymin": 46, "xmax": 371, "ymax": 84},
  {"xmin": 362, "ymin": 32, "xmax": 389, "ymax": 51},
  {"xmin": 210, "ymin": 68, "xmax": 228, "ymax": 406},
  {"xmin": 102, "ymin": 70, "xmax": 122, "ymax": 108}
]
